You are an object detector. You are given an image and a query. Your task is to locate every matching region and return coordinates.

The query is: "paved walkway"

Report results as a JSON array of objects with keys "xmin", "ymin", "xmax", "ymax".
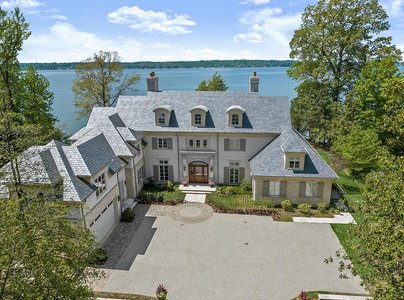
[
  {"xmin": 319, "ymin": 294, "xmax": 371, "ymax": 300},
  {"xmin": 184, "ymin": 193, "xmax": 206, "ymax": 203},
  {"xmin": 96, "ymin": 205, "xmax": 365, "ymax": 299},
  {"xmin": 293, "ymin": 212, "xmax": 357, "ymax": 224}
]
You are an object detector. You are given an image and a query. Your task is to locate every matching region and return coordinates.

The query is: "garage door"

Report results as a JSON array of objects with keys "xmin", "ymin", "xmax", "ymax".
[{"xmin": 91, "ymin": 202, "xmax": 116, "ymax": 242}]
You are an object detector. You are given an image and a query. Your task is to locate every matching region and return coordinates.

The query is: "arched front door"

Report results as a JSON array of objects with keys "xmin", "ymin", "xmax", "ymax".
[{"xmin": 188, "ymin": 161, "xmax": 208, "ymax": 184}]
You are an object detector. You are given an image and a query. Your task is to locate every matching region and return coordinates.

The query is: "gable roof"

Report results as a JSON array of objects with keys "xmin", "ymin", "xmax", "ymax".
[
  {"xmin": 250, "ymin": 127, "xmax": 338, "ymax": 179},
  {"xmin": 95, "ymin": 91, "xmax": 290, "ymax": 133},
  {"xmin": 0, "ymin": 136, "xmax": 125, "ymax": 202},
  {"xmin": 72, "ymin": 110, "xmax": 141, "ymax": 158}
]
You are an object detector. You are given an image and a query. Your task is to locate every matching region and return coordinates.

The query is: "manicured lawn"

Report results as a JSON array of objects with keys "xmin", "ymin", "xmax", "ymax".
[
  {"xmin": 94, "ymin": 291, "xmax": 155, "ymax": 299},
  {"xmin": 206, "ymin": 193, "xmax": 334, "ymax": 220},
  {"xmin": 316, "ymin": 147, "xmax": 370, "ymax": 281}
]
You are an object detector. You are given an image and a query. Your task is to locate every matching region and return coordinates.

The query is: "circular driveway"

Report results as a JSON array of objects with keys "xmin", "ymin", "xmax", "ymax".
[{"xmin": 169, "ymin": 202, "xmax": 213, "ymax": 224}]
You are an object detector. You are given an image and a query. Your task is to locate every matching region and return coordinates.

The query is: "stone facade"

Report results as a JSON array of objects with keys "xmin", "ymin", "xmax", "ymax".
[{"xmin": 253, "ymin": 176, "xmax": 333, "ymax": 206}]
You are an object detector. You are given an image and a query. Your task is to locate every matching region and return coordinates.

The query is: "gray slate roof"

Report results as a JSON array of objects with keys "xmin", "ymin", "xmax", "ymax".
[
  {"xmin": 0, "ymin": 135, "xmax": 125, "ymax": 202},
  {"xmin": 250, "ymin": 127, "xmax": 338, "ymax": 179},
  {"xmin": 95, "ymin": 91, "xmax": 291, "ymax": 133},
  {"xmin": 73, "ymin": 111, "xmax": 140, "ymax": 158}
]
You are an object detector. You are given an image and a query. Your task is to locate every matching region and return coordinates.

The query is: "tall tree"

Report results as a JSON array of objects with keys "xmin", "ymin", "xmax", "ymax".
[
  {"xmin": 0, "ymin": 193, "xmax": 99, "ymax": 299},
  {"xmin": 72, "ymin": 51, "xmax": 140, "ymax": 119},
  {"xmin": 195, "ymin": 73, "xmax": 228, "ymax": 91},
  {"xmin": 0, "ymin": 7, "xmax": 30, "ymax": 112},
  {"xmin": 288, "ymin": 0, "xmax": 400, "ymax": 144}
]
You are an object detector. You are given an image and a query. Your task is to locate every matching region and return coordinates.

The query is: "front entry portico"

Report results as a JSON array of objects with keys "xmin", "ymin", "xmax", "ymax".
[{"xmin": 188, "ymin": 161, "xmax": 208, "ymax": 184}]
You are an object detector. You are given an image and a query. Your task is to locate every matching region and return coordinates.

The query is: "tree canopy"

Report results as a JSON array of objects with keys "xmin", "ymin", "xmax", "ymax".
[
  {"xmin": 72, "ymin": 51, "xmax": 140, "ymax": 119},
  {"xmin": 195, "ymin": 73, "xmax": 228, "ymax": 91},
  {"xmin": 288, "ymin": 0, "xmax": 400, "ymax": 144},
  {"xmin": 0, "ymin": 8, "xmax": 99, "ymax": 298}
]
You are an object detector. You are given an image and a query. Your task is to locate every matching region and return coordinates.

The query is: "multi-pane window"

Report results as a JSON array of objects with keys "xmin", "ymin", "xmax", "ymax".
[
  {"xmin": 95, "ymin": 173, "xmax": 106, "ymax": 197},
  {"xmin": 158, "ymin": 112, "xmax": 166, "ymax": 125},
  {"xmin": 229, "ymin": 139, "xmax": 241, "ymax": 151},
  {"xmin": 229, "ymin": 162, "xmax": 240, "ymax": 184},
  {"xmin": 289, "ymin": 157, "xmax": 300, "ymax": 169},
  {"xmin": 137, "ymin": 166, "xmax": 145, "ymax": 184},
  {"xmin": 269, "ymin": 181, "xmax": 280, "ymax": 196},
  {"xmin": 188, "ymin": 139, "xmax": 208, "ymax": 150},
  {"xmin": 231, "ymin": 114, "xmax": 239, "ymax": 126},
  {"xmin": 159, "ymin": 160, "xmax": 169, "ymax": 181},
  {"xmin": 194, "ymin": 114, "xmax": 202, "ymax": 125},
  {"xmin": 305, "ymin": 182, "xmax": 318, "ymax": 197},
  {"xmin": 158, "ymin": 138, "xmax": 168, "ymax": 149}
]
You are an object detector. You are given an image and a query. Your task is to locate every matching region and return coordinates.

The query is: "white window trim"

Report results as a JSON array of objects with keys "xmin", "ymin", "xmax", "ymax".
[
  {"xmin": 288, "ymin": 156, "xmax": 300, "ymax": 169},
  {"xmin": 158, "ymin": 138, "xmax": 168, "ymax": 149},
  {"xmin": 229, "ymin": 139, "xmax": 241, "ymax": 151},
  {"xmin": 229, "ymin": 161, "xmax": 240, "ymax": 184},
  {"xmin": 159, "ymin": 160, "xmax": 169, "ymax": 181},
  {"xmin": 94, "ymin": 173, "xmax": 106, "ymax": 197}
]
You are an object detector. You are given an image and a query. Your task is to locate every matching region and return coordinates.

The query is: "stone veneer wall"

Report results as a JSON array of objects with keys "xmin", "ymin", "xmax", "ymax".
[{"xmin": 253, "ymin": 176, "xmax": 333, "ymax": 206}]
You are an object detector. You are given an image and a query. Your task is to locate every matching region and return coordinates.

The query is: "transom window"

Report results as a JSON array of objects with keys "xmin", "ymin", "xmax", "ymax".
[
  {"xmin": 158, "ymin": 138, "xmax": 168, "ymax": 149},
  {"xmin": 289, "ymin": 157, "xmax": 300, "ymax": 169},
  {"xmin": 94, "ymin": 173, "xmax": 106, "ymax": 197},
  {"xmin": 269, "ymin": 181, "xmax": 280, "ymax": 196},
  {"xmin": 159, "ymin": 160, "xmax": 169, "ymax": 181},
  {"xmin": 229, "ymin": 162, "xmax": 240, "ymax": 184},
  {"xmin": 188, "ymin": 139, "xmax": 208, "ymax": 150},
  {"xmin": 231, "ymin": 114, "xmax": 239, "ymax": 126},
  {"xmin": 305, "ymin": 182, "xmax": 318, "ymax": 197},
  {"xmin": 158, "ymin": 112, "xmax": 166, "ymax": 125},
  {"xmin": 194, "ymin": 113, "xmax": 202, "ymax": 125}
]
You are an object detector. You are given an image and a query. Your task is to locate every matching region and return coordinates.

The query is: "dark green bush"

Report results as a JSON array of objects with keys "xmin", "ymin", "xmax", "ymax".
[
  {"xmin": 121, "ymin": 208, "xmax": 136, "ymax": 222},
  {"xmin": 162, "ymin": 180, "xmax": 175, "ymax": 192},
  {"xmin": 88, "ymin": 247, "xmax": 108, "ymax": 265},
  {"xmin": 239, "ymin": 179, "xmax": 252, "ymax": 193}
]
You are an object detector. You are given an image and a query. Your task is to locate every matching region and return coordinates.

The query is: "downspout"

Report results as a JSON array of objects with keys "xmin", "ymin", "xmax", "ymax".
[
  {"xmin": 177, "ymin": 133, "xmax": 180, "ymax": 182},
  {"xmin": 216, "ymin": 133, "xmax": 219, "ymax": 183}
]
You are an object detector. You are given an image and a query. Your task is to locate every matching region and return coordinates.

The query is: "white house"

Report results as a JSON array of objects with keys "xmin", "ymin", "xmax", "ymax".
[{"xmin": 0, "ymin": 72, "xmax": 337, "ymax": 243}]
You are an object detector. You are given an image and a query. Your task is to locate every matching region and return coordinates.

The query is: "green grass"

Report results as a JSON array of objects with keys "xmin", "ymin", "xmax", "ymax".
[
  {"xmin": 206, "ymin": 193, "xmax": 274, "ymax": 211},
  {"xmin": 94, "ymin": 291, "xmax": 155, "ymax": 299},
  {"xmin": 316, "ymin": 147, "xmax": 371, "ymax": 282}
]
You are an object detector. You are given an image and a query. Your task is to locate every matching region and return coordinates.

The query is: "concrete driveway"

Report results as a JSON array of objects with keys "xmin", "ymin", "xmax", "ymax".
[{"xmin": 97, "ymin": 203, "xmax": 366, "ymax": 300}]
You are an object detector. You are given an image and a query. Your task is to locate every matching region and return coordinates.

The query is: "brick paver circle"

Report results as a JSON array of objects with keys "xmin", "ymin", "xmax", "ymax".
[{"xmin": 169, "ymin": 202, "xmax": 213, "ymax": 224}]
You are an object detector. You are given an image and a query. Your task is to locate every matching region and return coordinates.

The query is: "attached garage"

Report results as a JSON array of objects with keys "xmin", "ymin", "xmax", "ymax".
[{"xmin": 89, "ymin": 200, "xmax": 117, "ymax": 242}]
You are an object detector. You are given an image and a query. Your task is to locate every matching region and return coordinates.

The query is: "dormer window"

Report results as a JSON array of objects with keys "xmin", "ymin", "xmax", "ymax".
[
  {"xmin": 288, "ymin": 157, "xmax": 300, "ymax": 169},
  {"xmin": 158, "ymin": 112, "xmax": 166, "ymax": 125},
  {"xmin": 190, "ymin": 105, "xmax": 208, "ymax": 127},
  {"xmin": 231, "ymin": 114, "xmax": 239, "ymax": 126},
  {"xmin": 153, "ymin": 105, "xmax": 173, "ymax": 127},
  {"xmin": 194, "ymin": 113, "xmax": 202, "ymax": 125},
  {"xmin": 226, "ymin": 105, "xmax": 245, "ymax": 128}
]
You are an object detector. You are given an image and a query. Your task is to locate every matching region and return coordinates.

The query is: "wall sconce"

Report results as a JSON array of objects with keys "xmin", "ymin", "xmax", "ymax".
[
  {"xmin": 210, "ymin": 166, "xmax": 213, "ymax": 172},
  {"xmin": 184, "ymin": 166, "xmax": 186, "ymax": 171}
]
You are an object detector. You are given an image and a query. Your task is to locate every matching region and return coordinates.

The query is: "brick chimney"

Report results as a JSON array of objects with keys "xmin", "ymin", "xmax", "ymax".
[
  {"xmin": 249, "ymin": 71, "xmax": 259, "ymax": 93},
  {"xmin": 146, "ymin": 71, "xmax": 159, "ymax": 92}
]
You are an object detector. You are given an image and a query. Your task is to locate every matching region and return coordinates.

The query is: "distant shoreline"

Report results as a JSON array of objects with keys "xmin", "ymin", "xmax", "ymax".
[{"xmin": 20, "ymin": 59, "xmax": 295, "ymax": 70}]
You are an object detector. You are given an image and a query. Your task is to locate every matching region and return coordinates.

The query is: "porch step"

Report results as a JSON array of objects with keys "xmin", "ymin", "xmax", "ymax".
[{"xmin": 179, "ymin": 184, "xmax": 216, "ymax": 194}]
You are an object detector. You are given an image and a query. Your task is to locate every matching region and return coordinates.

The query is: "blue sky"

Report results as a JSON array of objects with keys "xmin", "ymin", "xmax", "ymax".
[{"xmin": 1, "ymin": 0, "xmax": 402, "ymax": 62}]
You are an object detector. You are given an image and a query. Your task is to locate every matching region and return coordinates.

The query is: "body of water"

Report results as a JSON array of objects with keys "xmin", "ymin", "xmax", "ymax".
[{"xmin": 40, "ymin": 67, "xmax": 297, "ymax": 134}]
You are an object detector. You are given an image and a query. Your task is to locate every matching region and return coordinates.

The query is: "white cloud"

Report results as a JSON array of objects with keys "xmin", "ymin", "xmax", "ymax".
[
  {"xmin": 391, "ymin": 0, "xmax": 402, "ymax": 13},
  {"xmin": 240, "ymin": 0, "xmax": 270, "ymax": 5},
  {"xmin": 233, "ymin": 32, "xmax": 263, "ymax": 44},
  {"xmin": 49, "ymin": 14, "xmax": 67, "ymax": 21},
  {"xmin": 233, "ymin": 7, "xmax": 301, "ymax": 58},
  {"xmin": 19, "ymin": 22, "xmax": 258, "ymax": 62},
  {"xmin": 0, "ymin": 0, "xmax": 42, "ymax": 9},
  {"xmin": 107, "ymin": 6, "xmax": 196, "ymax": 34}
]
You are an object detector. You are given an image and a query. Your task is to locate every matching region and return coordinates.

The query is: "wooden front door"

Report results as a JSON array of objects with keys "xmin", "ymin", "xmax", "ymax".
[{"xmin": 189, "ymin": 163, "xmax": 208, "ymax": 184}]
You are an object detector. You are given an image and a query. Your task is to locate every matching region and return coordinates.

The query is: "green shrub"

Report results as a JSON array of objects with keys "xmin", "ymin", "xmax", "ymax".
[
  {"xmin": 330, "ymin": 207, "xmax": 340, "ymax": 215},
  {"xmin": 298, "ymin": 203, "xmax": 312, "ymax": 215},
  {"xmin": 239, "ymin": 179, "xmax": 252, "ymax": 194},
  {"xmin": 281, "ymin": 199, "xmax": 294, "ymax": 212},
  {"xmin": 88, "ymin": 247, "xmax": 108, "ymax": 265},
  {"xmin": 162, "ymin": 180, "xmax": 175, "ymax": 192},
  {"xmin": 216, "ymin": 186, "xmax": 236, "ymax": 195},
  {"xmin": 121, "ymin": 208, "xmax": 136, "ymax": 222},
  {"xmin": 317, "ymin": 202, "xmax": 327, "ymax": 213}
]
